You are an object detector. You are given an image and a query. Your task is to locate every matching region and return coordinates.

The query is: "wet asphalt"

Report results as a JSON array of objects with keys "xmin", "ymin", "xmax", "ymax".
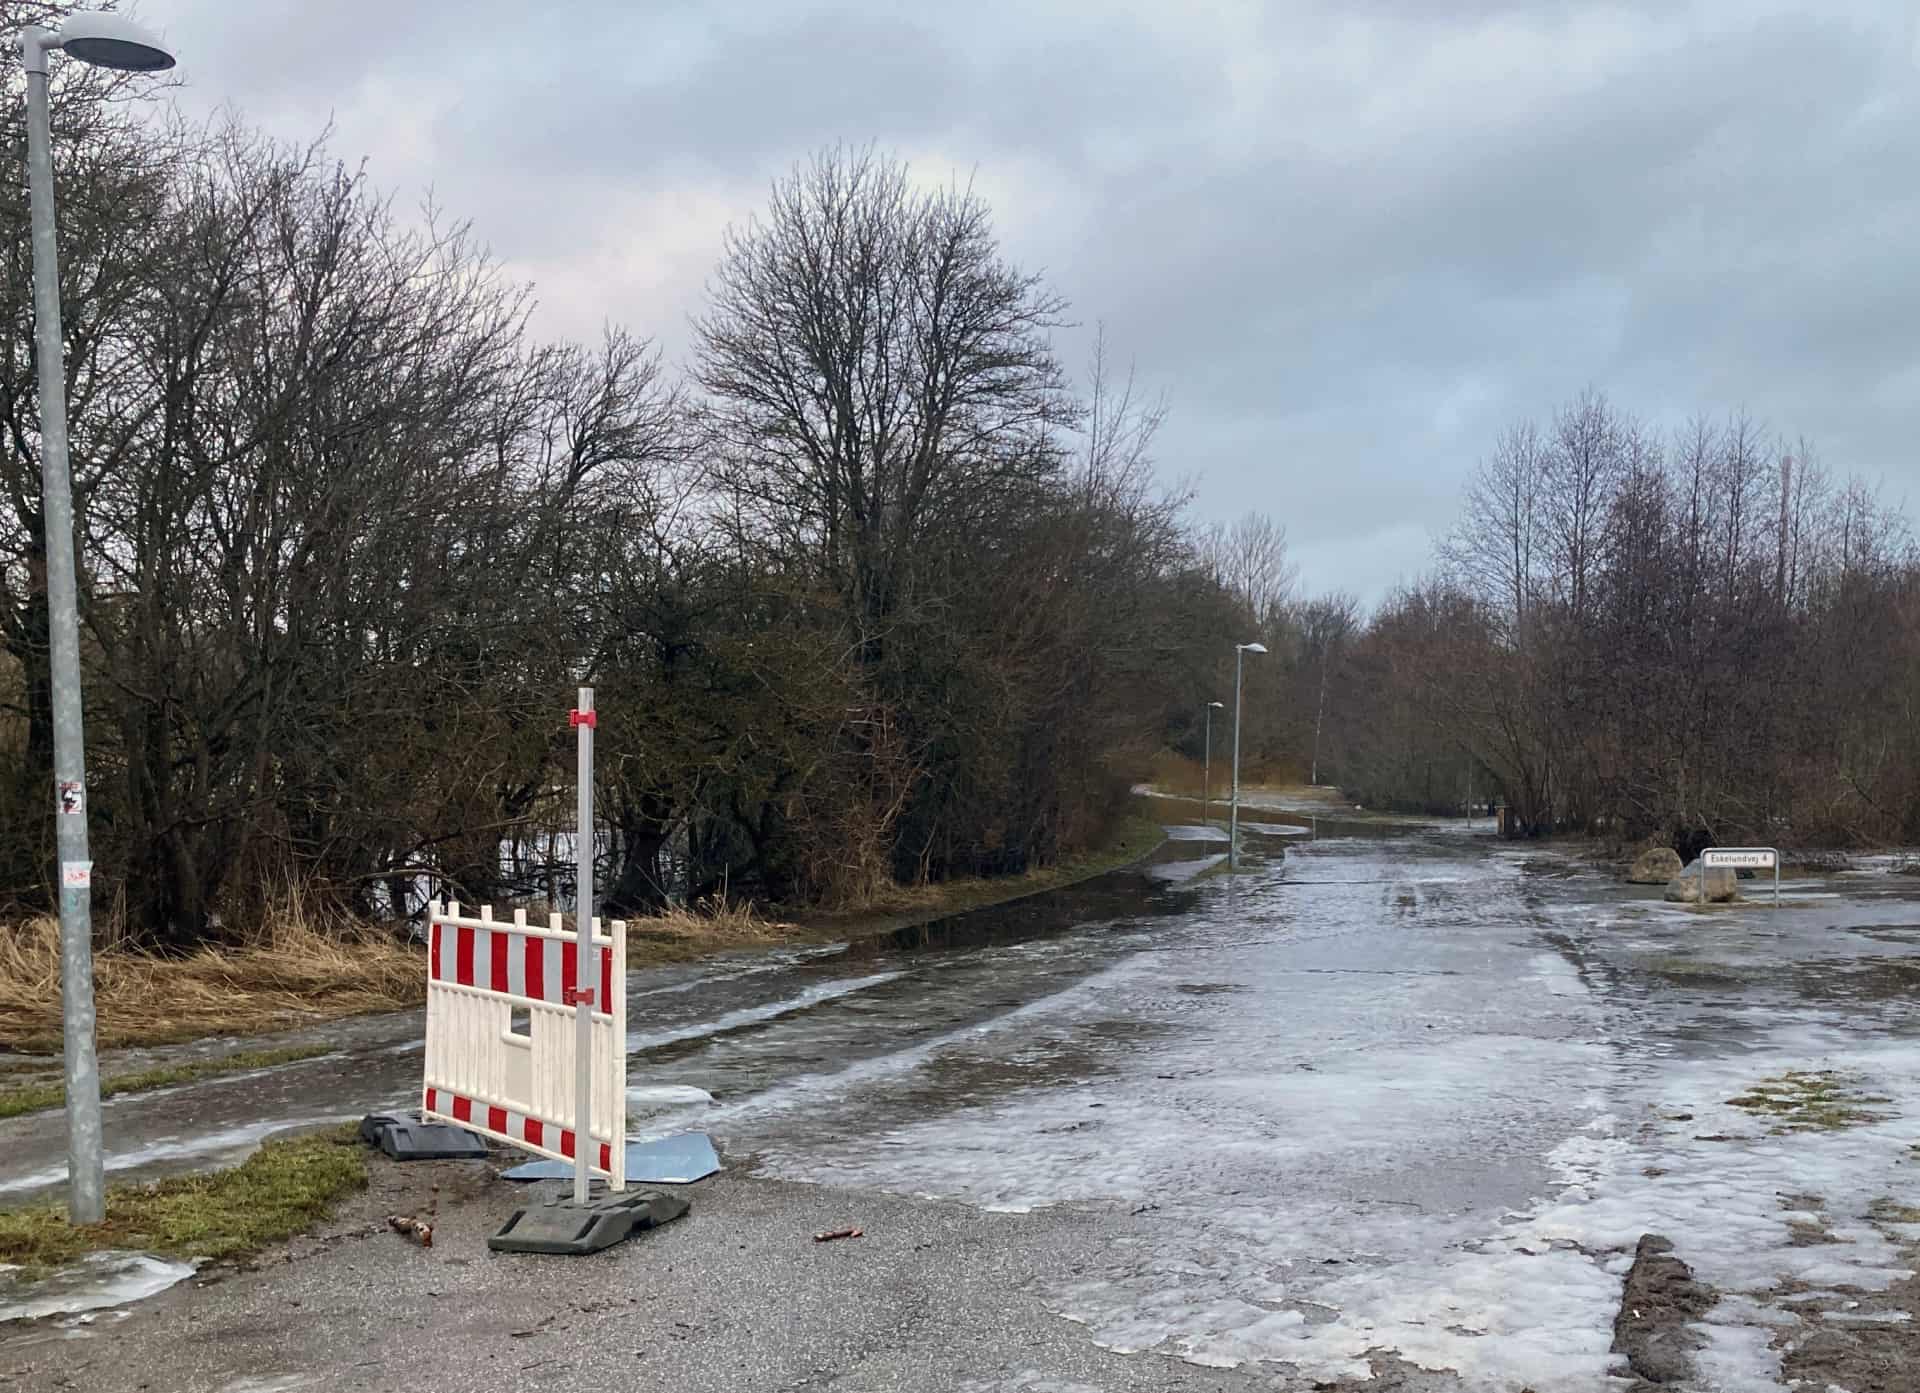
[{"xmin": 4, "ymin": 819, "xmax": 1920, "ymax": 1390}]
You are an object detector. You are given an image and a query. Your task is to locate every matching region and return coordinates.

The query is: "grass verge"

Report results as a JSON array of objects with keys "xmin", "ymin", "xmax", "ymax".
[
  {"xmin": 0, "ymin": 1124, "xmax": 366, "ymax": 1271},
  {"xmin": 623, "ymin": 897, "xmax": 808, "ymax": 958},
  {"xmin": 788, "ymin": 811, "xmax": 1166, "ymax": 941},
  {"xmin": 0, "ymin": 1045, "xmax": 334, "ymax": 1122},
  {"xmin": 0, "ymin": 808, "xmax": 1167, "ymax": 1051}
]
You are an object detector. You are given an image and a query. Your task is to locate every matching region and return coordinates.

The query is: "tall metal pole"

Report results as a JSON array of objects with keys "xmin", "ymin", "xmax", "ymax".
[
  {"xmin": 23, "ymin": 27, "xmax": 103, "ymax": 1226},
  {"xmin": 1311, "ymin": 651, "xmax": 1328, "ymax": 786},
  {"xmin": 573, "ymin": 687, "xmax": 595, "ymax": 1207},
  {"xmin": 1202, "ymin": 705, "xmax": 1211, "ymax": 829},
  {"xmin": 1230, "ymin": 650, "xmax": 1245, "ymax": 870}
]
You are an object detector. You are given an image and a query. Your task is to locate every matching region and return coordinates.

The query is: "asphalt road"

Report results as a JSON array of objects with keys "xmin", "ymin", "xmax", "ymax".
[{"xmin": 6, "ymin": 822, "xmax": 1920, "ymax": 1391}]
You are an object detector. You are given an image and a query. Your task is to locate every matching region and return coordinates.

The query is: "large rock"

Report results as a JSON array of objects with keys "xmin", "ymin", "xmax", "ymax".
[
  {"xmin": 1628, "ymin": 847, "xmax": 1684, "ymax": 885},
  {"xmin": 1665, "ymin": 859, "xmax": 1742, "ymax": 904}
]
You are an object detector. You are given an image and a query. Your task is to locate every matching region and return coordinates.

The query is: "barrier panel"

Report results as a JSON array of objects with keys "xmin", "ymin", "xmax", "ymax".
[{"xmin": 422, "ymin": 901, "xmax": 627, "ymax": 1190}]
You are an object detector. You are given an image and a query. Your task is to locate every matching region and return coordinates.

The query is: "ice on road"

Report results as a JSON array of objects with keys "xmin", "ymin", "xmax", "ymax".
[{"xmin": 5, "ymin": 823, "xmax": 1919, "ymax": 1390}]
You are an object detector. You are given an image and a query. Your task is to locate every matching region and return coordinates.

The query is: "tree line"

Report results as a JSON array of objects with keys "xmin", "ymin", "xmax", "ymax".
[
  {"xmin": 1278, "ymin": 391, "xmax": 1920, "ymax": 853},
  {"xmin": 9, "ymin": 5, "xmax": 1912, "ymax": 950},
  {"xmin": 1, "ymin": 27, "xmax": 1273, "ymax": 949}
]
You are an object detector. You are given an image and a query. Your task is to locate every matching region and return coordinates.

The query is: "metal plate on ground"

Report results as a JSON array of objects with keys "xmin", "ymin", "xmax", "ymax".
[
  {"xmin": 501, "ymin": 1131, "xmax": 719, "ymax": 1183},
  {"xmin": 488, "ymin": 1187, "xmax": 690, "ymax": 1256}
]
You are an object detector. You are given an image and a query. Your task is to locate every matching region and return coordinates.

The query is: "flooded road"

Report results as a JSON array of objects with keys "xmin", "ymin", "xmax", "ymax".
[
  {"xmin": 0, "ymin": 843, "xmax": 1209, "ymax": 1200},
  {"xmin": 7, "ymin": 821, "xmax": 1920, "ymax": 1389}
]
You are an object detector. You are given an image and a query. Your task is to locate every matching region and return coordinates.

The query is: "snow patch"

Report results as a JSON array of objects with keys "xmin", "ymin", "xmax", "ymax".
[{"xmin": 0, "ymin": 1252, "xmax": 194, "ymax": 1322}]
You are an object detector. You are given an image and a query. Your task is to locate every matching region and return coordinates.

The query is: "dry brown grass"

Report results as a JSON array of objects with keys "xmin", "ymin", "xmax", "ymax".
[
  {"xmin": 0, "ymin": 896, "xmax": 812, "ymax": 1051},
  {"xmin": 1146, "ymin": 750, "xmax": 1303, "ymax": 800},
  {"xmin": 1147, "ymin": 749, "xmax": 1207, "ymax": 797},
  {"xmin": 0, "ymin": 812, "xmax": 1169, "ymax": 1051},
  {"xmin": 623, "ymin": 896, "xmax": 806, "ymax": 954},
  {"xmin": 0, "ymin": 894, "xmax": 422, "ymax": 1051}
]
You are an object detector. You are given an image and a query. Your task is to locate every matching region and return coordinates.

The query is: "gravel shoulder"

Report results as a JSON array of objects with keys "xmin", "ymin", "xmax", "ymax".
[{"xmin": 1, "ymin": 1150, "xmax": 1288, "ymax": 1393}]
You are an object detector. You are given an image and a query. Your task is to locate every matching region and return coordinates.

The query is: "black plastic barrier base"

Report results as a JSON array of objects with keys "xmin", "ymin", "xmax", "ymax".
[
  {"xmin": 488, "ymin": 1187, "xmax": 691, "ymax": 1256},
  {"xmin": 358, "ymin": 1112, "xmax": 489, "ymax": 1161}
]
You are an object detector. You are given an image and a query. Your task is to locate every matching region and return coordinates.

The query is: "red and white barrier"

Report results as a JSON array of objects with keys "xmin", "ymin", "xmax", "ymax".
[{"xmin": 422, "ymin": 902, "xmax": 627, "ymax": 1189}]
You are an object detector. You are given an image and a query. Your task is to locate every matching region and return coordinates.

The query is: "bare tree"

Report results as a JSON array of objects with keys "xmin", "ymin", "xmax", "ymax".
[
  {"xmin": 1337, "ymin": 391, "xmax": 1920, "ymax": 848},
  {"xmin": 1542, "ymin": 389, "xmax": 1625, "ymax": 622},
  {"xmin": 1200, "ymin": 510, "xmax": 1297, "ymax": 628},
  {"xmin": 1295, "ymin": 592, "xmax": 1359, "ymax": 785},
  {"xmin": 1441, "ymin": 421, "xmax": 1544, "ymax": 640},
  {"xmin": 697, "ymin": 146, "xmax": 1075, "ymax": 644}
]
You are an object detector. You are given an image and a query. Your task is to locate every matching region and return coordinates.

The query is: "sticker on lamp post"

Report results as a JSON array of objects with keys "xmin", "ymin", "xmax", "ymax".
[
  {"xmin": 61, "ymin": 861, "xmax": 91, "ymax": 889},
  {"xmin": 56, "ymin": 780, "xmax": 84, "ymax": 816}
]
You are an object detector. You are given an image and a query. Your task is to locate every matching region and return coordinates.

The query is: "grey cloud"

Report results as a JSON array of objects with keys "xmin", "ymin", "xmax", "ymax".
[{"xmin": 136, "ymin": 0, "xmax": 1920, "ymax": 603}]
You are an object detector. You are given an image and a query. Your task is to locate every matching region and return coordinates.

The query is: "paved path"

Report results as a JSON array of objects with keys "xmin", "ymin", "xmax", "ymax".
[{"xmin": 6, "ymin": 825, "xmax": 1920, "ymax": 1390}]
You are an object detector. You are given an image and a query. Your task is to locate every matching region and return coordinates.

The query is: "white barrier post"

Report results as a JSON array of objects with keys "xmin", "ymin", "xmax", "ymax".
[{"xmin": 571, "ymin": 687, "xmax": 596, "ymax": 1206}]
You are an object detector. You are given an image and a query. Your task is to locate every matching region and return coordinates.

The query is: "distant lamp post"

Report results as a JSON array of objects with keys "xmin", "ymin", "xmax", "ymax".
[
  {"xmin": 1201, "ymin": 701, "xmax": 1224, "ymax": 830},
  {"xmin": 1229, "ymin": 642, "xmax": 1267, "ymax": 869},
  {"xmin": 20, "ymin": 11, "xmax": 177, "ymax": 1227}
]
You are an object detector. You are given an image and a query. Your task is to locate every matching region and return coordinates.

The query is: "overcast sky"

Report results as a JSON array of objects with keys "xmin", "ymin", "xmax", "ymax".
[{"xmin": 133, "ymin": 0, "xmax": 1920, "ymax": 605}]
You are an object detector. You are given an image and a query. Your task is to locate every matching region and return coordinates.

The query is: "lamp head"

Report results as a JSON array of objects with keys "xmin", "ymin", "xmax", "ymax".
[{"xmin": 54, "ymin": 12, "xmax": 176, "ymax": 71}]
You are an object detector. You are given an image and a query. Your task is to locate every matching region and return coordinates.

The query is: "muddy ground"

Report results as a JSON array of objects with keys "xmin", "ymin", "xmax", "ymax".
[
  {"xmin": 21, "ymin": 1153, "xmax": 1918, "ymax": 1393},
  {"xmin": 1, "ymin": 1151, "xmax": 1337, "ymax": 1393}
]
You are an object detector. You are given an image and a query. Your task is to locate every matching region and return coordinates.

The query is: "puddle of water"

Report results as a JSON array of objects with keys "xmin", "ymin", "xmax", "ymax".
[
  {"xmin": 1162, "ymin": 825, "xmax": 1229, "ymax": 844},
  {"xmin": 626, "ymin": 972, "xmax": 906, "ymax": 1055},
  {"xmin": 1149, "ymin": 853, "xmax": 1227, "ymax": 883},
  {"xmin": 0, "ymin": 1252, "xmax": 194, "ymax": 1323},
  {"xmin": 858, "ymin": 870, "xmax": 1193, "ymax": 961},
  {"xmin": 0, "ymin": 1117, "xmax": 344, "ymax": 1198},
  {"xmin": 649, "ymin": 955, "xmax": 1153, "ymax": 1145}
]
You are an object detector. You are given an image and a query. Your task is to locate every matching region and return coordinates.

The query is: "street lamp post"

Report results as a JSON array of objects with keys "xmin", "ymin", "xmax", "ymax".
[
  {"xmin": 20, "ymin": 11, "xmax": 176, "ymax": 1226},
  {"xmin": 1310, "ymin": 650, "xmax": 1328, "ymax": 786},
  {"xmin": 1201, "ymin": 700, "xmax": 1224, "ymax": 830},
  {"xmin": 1229, "ymin": 642, "xmax": 1267, "ymax": 870}
]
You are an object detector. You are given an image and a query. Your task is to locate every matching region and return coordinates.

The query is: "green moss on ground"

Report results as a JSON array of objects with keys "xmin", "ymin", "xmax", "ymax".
[
  {"xmin": 0, "ymin": 1125, "xmax": 365, "ymax": 1271},
  {"xmin": 1727, "ymin": 1070, "xmax": 1894, "ymax": 1133},
  {"xmin": 0, "ymin": 1044, "xmax": 334, "ymax": 1122}
]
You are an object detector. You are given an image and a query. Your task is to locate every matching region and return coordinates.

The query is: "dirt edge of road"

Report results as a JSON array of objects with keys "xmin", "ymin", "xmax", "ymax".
[
  {"xmin": 1611, "ymin": 1233, "xmax": 1715, "ymax": 1387},
  {"xmin": 1608, "ymin": 1214, "xmax": 1920, "ymax": 1393}
]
